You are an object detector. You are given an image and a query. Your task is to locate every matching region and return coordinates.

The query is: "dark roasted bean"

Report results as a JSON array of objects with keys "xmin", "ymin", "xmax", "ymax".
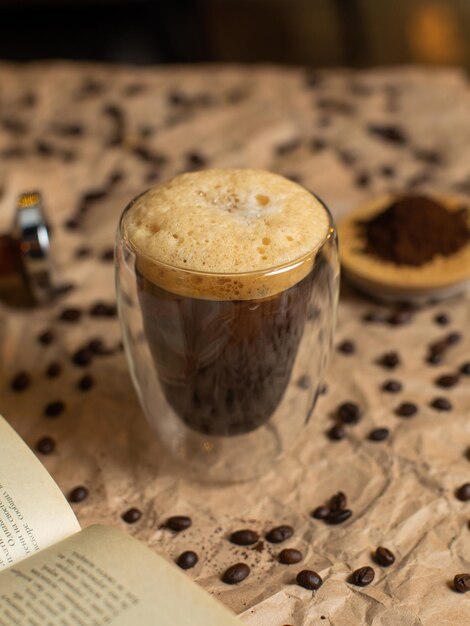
[
  {"xmin": 88, "ymin": 338, "xmax": 113, "ymax": 356},
  {"xmin": 37, "ymin": 329, "xmax": 55, "ymax": 345},
  {"xmin": 101, "ymin": 248, "xmax": 114, "ymax": 262},
  {"xmin": 426, "ymin": 353, "xmax": 443, "ymax": 365},
  {"xmin": 11, "ymin": 371, "xmax": 31, "ymax": 392},
  {"xmin": 368, "ymin": 427, "xmax": 390, "ymax": 442},
  {"xmin": 378, "ymin": 352, "xmax": 400, "ymax": 369},
  {"xmin": 337, "ymin": 340, "xmax": 356, "ymax": 354},
  {"xmin": 165, "ymin": 515, "xmax": 192, "ymax": 531},
  {"xmin": 77, "ymin": 374, "xmax": 94, "ymax": 391},
  {"xmin": 59, "ymin": 308, "xmax": 82, "ymax": 323},
  {"xmin": 311, "ymin": 506, "xmax": 330, "ymax": 520},
  {"xmin": 329, "ymin": 492, "xmax": 347, "ymax": 512},
  {"xmin": 374, "ymin": 546, "xmax": 395, "ymax": 567},
  {"xmin": 351, "ymin": 566, "xmax": 375, "ymax": 586},
  {"xmin": 325, "ymin": 509, "xmax": 352, "ymax": 525},
  {"xmin": 296, "ymin": 375, "xmax": 311, "ymax": 389},
  {"xmin": 36, "ymin": 436, "xmax": 56, "ymax": 455},
  {"xmin": 121, "ymin": 508, "xmax": 142, "ymax": 523},
  {"xmin": 395, "ymin": 402, "xmax": 418, "ymax": 418},
  {"xmin": 229, "ymin": 529, "xmax": 259, "ymax": 546},
  {"xmin": 222, "ymin": 563, "xmax": 250, "ymax": 584},
  {"xmin": 265, "ymin": 525, "xmax": 294, "ymax": 543},
  {"xmin": 186, "ymin": 151, "xmax": 207, "ymax": 167},
  {"xmin": 454, "ymin": 573, "xmax": 470, "ymax": 593},
  {"xmin": 177, "ymin": 550, "xmax": 198, "ymax": 570},
  {"xmin": 446, "ymin": 332, "xmax": 462, "ymax": 345},
  {"xmin": 368, "ymin": 124, "xmax": 407, "ymax": 144},
  {"xmin": 327, "ymin": 424, "xmax": 346, "ymax": 441},
  {"xmin": 69, "ymin": 486, "xmax": 88, "ymax": 503},
  {"xmin": 434, "ymin": 313, "xmax": 450, "ymax": 326},
  {"xmin": 278, "ymin": 548, "xmax": 303, "ymax": 564},
  {"xmin": 388, "ymin": 309, "xmax": 413, "ymax": 326},
  {"xmin": 435, "ymin": 374, "xmax": 459, "ymax": 389},
  {"xmin": 460, "ymin": 362, "xmax": 470, "ymax": 376},
  {"xmin": 71, "ymin": 348, "xmax": 92, "ymax": 368},
  {"xmin": 89, "ymin": 302, "xmax": 117, "ymax": 317},
  {"xmin": 430, "ymin": 397, "xmax": 452, "ymax": 411},
  {"xmin": 355, "ymin": 172, "xmax": 370, "ymax": 188},
  {"xmin": 363, "ymin": 310, "xmax": 387, "ymax": 323},
  {"xmin": 381, "ymin": 379, "xmax": 402, "ymax": 393},
  {"xmin": 75, "ymin": 246, "xmax": 92, "ymax": 259},
  {"xmin": 44, "ymin": 401, "xmax": 65, "ymax": 417},
  {"xmin": 456, "ymin": 483, "xmax": 470, "ymax": 502},
  {"xmin": 46, "ymin": 362, "xmax": 62, "ymax": 378},
  {"xmin": 296, "ymin": 569, "xmax": 323, "ymax": 590},
  {"xmin": 337, "ymin": 402, "xmax": 362, "ymax": 424}
]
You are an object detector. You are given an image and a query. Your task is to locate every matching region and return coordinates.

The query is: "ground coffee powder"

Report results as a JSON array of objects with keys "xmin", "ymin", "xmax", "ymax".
[{"xmin": 360, "ymin": 195, "xmax": 470, "ymax": 266}]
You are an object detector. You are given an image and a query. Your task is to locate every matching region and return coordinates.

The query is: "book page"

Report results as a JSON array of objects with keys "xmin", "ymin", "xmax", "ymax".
[
  {"xmin": 0, "ymin": 525, "xmax": 240, "ymax": 626},
  {"xmin": 0, "ymin": 416, "xmax": 80, "ymax": 570}
]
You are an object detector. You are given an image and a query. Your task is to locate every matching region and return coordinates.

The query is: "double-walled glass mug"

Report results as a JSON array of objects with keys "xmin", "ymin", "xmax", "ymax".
[{"xmin": 116, "ymin": 169, "xmax": 339, "ymax": 481}]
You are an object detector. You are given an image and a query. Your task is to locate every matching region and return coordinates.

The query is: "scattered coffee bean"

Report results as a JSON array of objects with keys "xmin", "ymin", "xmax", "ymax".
[
  {"xmin": 77, "ymin": 374, "xmax": 94, "ymax": 391},
  {"xmin": 330, "ymin": 492, "xmax": 347, "ymax": 512},
  {"xmin": 101, "ymin": 248, "xmax": 114, "ymax": 262},
  {"xmin": 337, "ymin": 402, "xmax": 362, "ymax": 425},
  {"xmin": 265, "ymin": 525, "xmax": 294, "ymax": 543},
  {"xmin": 446, "ymin": 332, "xmax": 462, "ymax": 345},
  {"xmin": 327, "ymin": 424, "xmax": 346, "ymax": 441},
  {"xmin": 310, "ymin": 137, "xmax": 327, "ymax": 152},
  {"xmin": 374, "ymin": 546, "xmax": 395, "ymax": 567},
  {"xmin": 311, "ymin": 506, "xmax": 330, "ymax": 520},
  {"xmin": 434, "ymin": 313, "xmax": 450, "ymax": 326},
  {"xmin": 69, "ymin": 486, "xmax": 88, "ymax": 503},
  {"xmin": 75, "ymin": 246, "xmax": 92, "ymax": 259},
  {"xmin": 368, "ymin": 427, "xmax": 390, "ymax": 442},
  {"xmin": 88, "ymin": 338, "xmax": 113, "ymax": 356},
  {"xmin": 165, "ymin": 516, "xmax": 192, "ymax": 531},
  {"xmin": 367, "ymin": 124, "xmax": 407, "ymax": 145},
  {"xmin": 426, "ymin": 353, "xmax": 443, "ymax": 366},
  {"xmin": 89, "ymin": 302, "xmax": 117, "ymax": 317},
  {"xmin": 363, "ymin": 310, "xmax": 387, "ymax": 323},
  {"xmin": 429, "ymin": 339, "xmax": 448, "ymax": 355},
  {"xmin": 121, "ymin": 508, "xmax": 142, "ymax": 524},
  {"xmin": 325, "ymin": 509, "xmax": 352, "ymax": 525},
  {"xmin": 460, "ymin": 362, "xmax": 470, "ymax": 376},
  {"xmin": 296, "ymin": 570, "xmax": 323, "ymax": 590},
  {"xmin": 430, "ymin": 397, "xmax": 452, "ymax": 411},
  {"xmin": 381, "ymin": 379, "xmax": 402, "ymax": 393},
  {"xmin": 71, "ymin": 348, "xmax": 92, "ymax": 368},
  {"xmin": 59, "ymin": 307, "xmax": 82, "ymax": 323},
  {"xmin": 11, "ymin": 371, "xmax": 31, "ymax": 392},
  {"xmin": 275, "ymin": 138, "xmax": 301, "ymax": 156},
  {"xmin": 46, "ymin": 362, "xmax": 62, "ymax": 378},
  {"xmin": 37, "ymin": 329, "xmax": 55, "ymax": 345},
  {"xmin": 177, "ymin": 550, "xmax": 198, "ymax": 570},
  {"xmin": 351, "ymin": 566, "xmax": 375, "ymax": 586},
  {"xmin": 355, "ymin": 172, "xmax": 370, "ymax": 188},
  {"xmin": 337, "ymin": 340, "xmax": 356, "ymax": 354},
  {"xmin": 379, "ymin": 165, "xmax": 395, "ymax": 178},
  {"xmin": 44, "ymin": 400, "xmax": 65, "ymax": 418},
  {"xmin": 395, "ymin": 402, "xmax": 418, "ymax": 418},
  {"xmin": 278, "ymin": 548, "xmax": 303, "ymax": 564},
  {"xmin": 296, "ymin": 375, "xmax": 311, "ymax": 389},
  {"xmin": 378, "ymin": 352, "xmax": 400, "ymax": 369},
  {"xmin": 456, "ymin": 483, "xmax": 470, "ymax": 502},
  {"xmin": 229, "ymin": 529, "xmax": 259, "ymax": 546},
  {"xmin": 63, "ymin": 216, "xmax": 80, "ymax": 230},
  {"xmin": 54, "ymin": 282, "xmax": 75, "ymax": 297},
  {"xmin": 222, "ymin": 563, "xmax": 250, "ymax": 584},
  {"xmin": 388, "ymin": 309, "xmax": 413, "ymax": 326},
  {"xmin": 453, "ymin": 573, "xmax": 470, "ymax": 593},
  {"xmin": 36, "ymin": 436, "xmax": 56, "ymax": 455},
  {"xmin": 186, "ymin": 151, "xmax": 208, "ymax": 168},
  {"xmin": 435, "ymin": 374, "xmax": 460, "ymax": 389}
]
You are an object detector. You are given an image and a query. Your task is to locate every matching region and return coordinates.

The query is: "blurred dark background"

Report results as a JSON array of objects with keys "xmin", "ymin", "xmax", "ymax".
[{"xmin": 0, "ymin": 0, "xmax": 469, "ymax": 68}]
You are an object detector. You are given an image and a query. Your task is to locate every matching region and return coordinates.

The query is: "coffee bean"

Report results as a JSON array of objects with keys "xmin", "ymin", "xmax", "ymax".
[
  {"xmin": 325, "ymin": 509, "xmax": 352, "ymax": 525},
  {"xmin": 381, "ymin": 379, "xmax": 402, "ymax": 393},
  {"xmin": 265, "ymin": 525, "xmax": 294, "ymax": 543},
  {"xmin": 186, "ymin": 151, "xmax": 208, "ymax": 168},
  {"xmin": 368, "ymin": 124, "xmax": 407, "ymax": 145},
  {"xmin": 355, "ymin": 172, "xmax": 370, "ymax": 188},
  {"xmin": 379, "ymin": 165, "xmax": 395, "ymax": 178},
  {"xmin": 165, "ymin": 516, "xmax": 192, "ymax": 531},
  {"xmin": 337, "ymin": 340, "xmax": 356, "ymax": 354},
  {"xmin": 434, "ymin": 313, "xmax": 450, "ymax": 326},
  {"xmin": 37, "ymin": 329, "xmax": 55, "ymax": 345},
  {"xmin": 388, "ymin": 309, "xmax": 413, "ymax": 326},
  {"xmin": 296, "ymin": 569, "xmax": 323, "ymax": 590},
  {"xmin": 63, "ymin": 216, "xmax": 80, "ymax": 230},
  {"xmin": 351, "ymin": 566, "xmax": 375, "ymax": 586},
  {"xmin": 278, "ymin": 549, "xmax": 303, "ymax": 564},
  {"xmin": 429, "ymin": 339, "xmax": 448, "ymax": 355},
  {"xmin": 430, "ymin": 397, "xmax": 452, "ymax": 411},
  {"xmin": 446, "ymin": 332, "xmax": 462, "ymax": 345},
  {"xmin": 296, "ymin": 375, "xmax": 311, "ymax": 389},
  {"xmin": 69, "ymin": 486, "xmax": 88, "ymax": 503},
  {"xmin": 310, "ymin": 137, "xmax": 327, "ymax": 152},
  {"xmin": 330, "ymin": 492, "xmax": 347, "ymax": 512},
  {"xmin": 88, "ymin": 338, "xmax": 113, "ymax": 356},
  {"xmin": 374, "ymin": 546, "xmax": 395, "ymax": 567},
  {"xmin": 59, "ymin": 307, "xmax": 82, "ymax": 323},
  {"xmin": 77, "ymin": 374, "xmax": 94, "ymax": 391},
  {"xmin": 11, "ymin": 371, "xmax": 31, "ymax": 392},
  {"xmin": 121, "ymin": 508, "xmax": 142, "ymax": 523},
  {"xmin": 36, "ymin": 436, "xmax": 56, "ymax": 455},
  {"xmin": 395, "ymin": 402, "xmax": 418, "ymax": 418},
  {"xmin": 460, "ymin": 362, "xmax": 470, "ymax": 376},
  {"xmin": 46, "ymin": 362, "xmax": 62, "ymax": 378},
  {"xmin": 311, "ymin": 506, "xmax": 330, "ymax": 520},
  {"xmin": 454, "ymin": 573, "xmax": 470, "ymax": 593},
  {"xmin": 44, "ymin": 401, "xmax": 65, "ymax": 417},
  {"xmin": 177, "ymin": 550, "xmax": 198, "ymax": 570},
  {"xmin": 101, "ymin": 248, "xmax": 114, "ymax": 262},
  {"xmin": 75, "ymin": 246, "xmax": 91, "ymax": 259},
  {"xmin": 229, "ymin": 529, "xmax": 259, "ymax": 546},
  {"xmin": 426, "ymin": 353, "xmax": 443, "ymax": 366},
  {"xmin": 54, "ymin": 282, "xmax": 75, "ymax": 297},
  {"xmin": 222, "ymin": 563, "xmax": 250, "ymax": 584},
  {"xmin": 368, "ymin": 427, "xmax": 390, "ymax": 442},
  {"xmin": 275, "ymin": 138, "xmax": 301, "ymax": 156},
  {"xmin": 71, "ymin": 348, "xmax": 92, "ymax": 368},
  {"xmin": 327, "ymin": 424, "xmax": 346, "ymax": 441},
  {"xmin": 378, "ymin": 352, "xmax": 400, "ymax": 369},
  {"xmin": 456, "ymin": 483, "xmax": 470, "ymax": 502},
  {"xmin": 337, "ymin": 402, "xmax": 362, "ymax": 425},
  {"xmin": 363, "ymin": 311, "xmax": 387, "ymax": 323},
  {"xmin": 435, "ymin": 374, "xmax": 459, "ymax": 389},
  {"xmin": 89, "ymin": 302, "xmax": 117, "ymax": 317}
]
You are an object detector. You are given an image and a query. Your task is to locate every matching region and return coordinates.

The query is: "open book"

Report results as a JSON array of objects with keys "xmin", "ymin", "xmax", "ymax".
[{"xmin": 0, "ymin": 415, "xmax": 239, "ymax": 625}]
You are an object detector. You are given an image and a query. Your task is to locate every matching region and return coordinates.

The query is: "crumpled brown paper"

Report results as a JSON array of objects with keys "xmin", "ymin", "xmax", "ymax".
[{"xmin": 0, "ymin": 62, "xmax": 469, "ymax": 625}]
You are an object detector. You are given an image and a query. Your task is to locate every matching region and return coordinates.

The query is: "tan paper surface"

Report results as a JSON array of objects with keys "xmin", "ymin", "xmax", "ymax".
[
  {"xmin": 0, "ymin": 416, "xmax": 80, "ymax": 569},
  {"xmin": 0, "ymin": 62, "xmax": 469, "ymax": 625}
]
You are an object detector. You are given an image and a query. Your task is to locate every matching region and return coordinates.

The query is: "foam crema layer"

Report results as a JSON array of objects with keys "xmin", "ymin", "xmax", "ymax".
[{"xmin": 123, "ymin": 169, "xmax": 331, "ymax": 299}]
